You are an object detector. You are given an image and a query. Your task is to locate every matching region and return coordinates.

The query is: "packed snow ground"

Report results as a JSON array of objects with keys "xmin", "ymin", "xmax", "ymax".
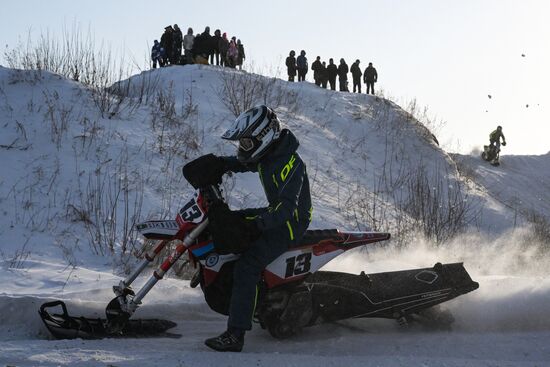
[{"xmin": 0, "ymin": 65, "xmax": 549, "ymax": 366}]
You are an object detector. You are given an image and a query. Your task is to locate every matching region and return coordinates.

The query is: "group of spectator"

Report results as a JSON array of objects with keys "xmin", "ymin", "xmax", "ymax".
[
  {"xmin": 151, "ymin": 25, "xmax": 246, "ymax": 69},
  {"xmin": 285, "ymin": 50, "xmax": 378, "ymax": 94}
]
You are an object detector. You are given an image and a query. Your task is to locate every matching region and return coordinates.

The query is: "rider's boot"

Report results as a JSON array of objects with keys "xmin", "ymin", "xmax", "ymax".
[{"xmin": 204, "ymin": 328, "xmax": 245, "ymax": 352}]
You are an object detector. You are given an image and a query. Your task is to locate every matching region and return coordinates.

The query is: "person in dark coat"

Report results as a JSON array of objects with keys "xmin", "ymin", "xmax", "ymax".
[
  {"xmin": 350, "ymin": 59, "xmax": 362, "ymax": 93},
  {"xmin": 319, "ymin": 61, "xmax": 328, "ymax": 88},
  {"xmin": 363, "ymin": 62, "xmax": 378, "ymax": 95},
  {"xmin": 337, "ymin": 58, "xmax": 349, "ymax": 92},
  {"xmin": 211, "ymin": 29, "xmax": 222, "ymax": 65},
  {"xmin": 151, "ymin": 40, "xmax": 164, "ymax": 68},
  {"xmin": 172, "ymin": 24, "xmax": 183, "ymax": 64},
  {"xmin": 489, "ymin": 125, "xmax": 506, "ymax": 150},
  {"xmin": 237, "ymin": 39, "xmax": 245, "ymax": 70},
  {"xmin": 311, "ymin": 56, "xmax": 322, "ymax": 86},
  {"xmin": 183, "ymin": 28, "xmax": 195, "ymax": 64},
  {"xmin": 285, "ymin": 50, "xmax": 297, "ymax": 82},
  {"xmin": 192, "ymin": 28, "xmax": 213, "ymax": 64},
  {"xmin": 160, "ymin": 26, "xmax": 174, "ymax": 65},
  {"xmin": 219, "ymin": 32, "xmax": 229, "ymax": 67},
  {"xmin": 296, "ymin": 50, "xmax": 308, "ymax": 82},
  {"xmin": 326, "ymin": 58, "xmax": 338, "ymax": 90},
  {"xmin": 197, "ymin": 105, "xmax": 312, "ymax": 353},
  {"xmin": 202, "ymin": 26, "xmax": 213, "ymax": 63}
]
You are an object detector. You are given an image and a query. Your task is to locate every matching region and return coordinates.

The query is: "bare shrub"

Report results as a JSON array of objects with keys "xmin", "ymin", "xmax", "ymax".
[
  {"xmin": 110, "ymin": 70, "xmax": 163, "ymax": 106},
  {"xmin": 450, "ymin": 153, "xmax": 479, "ymax": 182},
  {"xmin": 3, "ymin": 26, "xmax": 138, "ymax": 118},
  {"xmin": 149, "ymin": 83, "xmax": 202, "ymax": 162},
  {"xmin": 215, "ymin": 69, "xmax": 298, "ymax": 117},
  {"xmin": 402, "ymin": 98, "xmax": 446, "ymax": 145},
  {"xmin": 523, "ymin": 209, "xmax": 550, "ymax": 251},
  {"xmin": 42, "ymin": 90, "xmax": 73, "ymax": 148},
  {"xmin": 401, "ymin": 166, "xmax": 479, "ymax": 244},
  {"xmin": 0, "ymin": 120, "xmax": 31, "ymax": 151},
  {"xmin": 0, "ymin": 238, "xmax": 31, "ymax": 270},
  {"xmin": 72, "ymin": 151, "xmax": 144, "ymax": 256},
  {"xmin": 4, "ymin": 26, "xmax": 126, "ymax": 88}
]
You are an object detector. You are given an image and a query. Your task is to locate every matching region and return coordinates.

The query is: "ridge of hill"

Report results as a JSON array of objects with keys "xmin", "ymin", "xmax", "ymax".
[{"xmin": 1, "ymin": 64, "xmax": 549, "ymax": 366}]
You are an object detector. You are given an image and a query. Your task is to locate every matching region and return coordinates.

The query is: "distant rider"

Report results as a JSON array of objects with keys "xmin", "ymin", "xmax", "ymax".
[{"xmin": 489, "ymin": 125, "xmax": 506, "ymax": 151}]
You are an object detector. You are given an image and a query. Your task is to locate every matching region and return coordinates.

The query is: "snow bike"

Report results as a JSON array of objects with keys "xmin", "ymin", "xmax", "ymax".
[
  {"xmin": 40, "ymin": 180, "xmax": 479, "ymax": 340},
  {"xmin": 481, "ymin": 142, "xmax": 505, "ymax": 166}
]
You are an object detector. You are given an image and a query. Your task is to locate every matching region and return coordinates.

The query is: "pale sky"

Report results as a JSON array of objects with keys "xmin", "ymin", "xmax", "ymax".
[{"xmin": 1, "ymin": 0, "xmax": 549, "ymax": 155}]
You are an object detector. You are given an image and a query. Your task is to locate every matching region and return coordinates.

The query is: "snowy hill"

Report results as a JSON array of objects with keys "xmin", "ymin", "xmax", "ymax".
[
  {"xmin": 1, "ymin": 65, "xmax": 549, "ymax": 366},
  {"xmin": 455, "ymin": 152, "xmax": 550, "ymax": 218}
]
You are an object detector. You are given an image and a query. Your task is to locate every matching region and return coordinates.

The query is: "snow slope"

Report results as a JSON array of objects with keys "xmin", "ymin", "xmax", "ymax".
[
  {"xmin": 0, "ymin": 65, "xmax": 549, "ymax": 366},
  {"xmin": 456, "ymin": 152, "xmax": 550, "ymax": 217}
]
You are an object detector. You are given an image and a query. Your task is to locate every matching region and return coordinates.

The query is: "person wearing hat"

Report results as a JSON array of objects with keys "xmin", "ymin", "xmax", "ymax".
[
  {"xmin": 160, "ymin": 26, "xmax": 174, "ymax": 65},
  {"xmin": 296, "ymin": 50, "xmax": 308, "ymax": 82},
  {"xmin": 337, "ymin": 58, "xmax": 349, "ymax": 92},
  {"xmin": 363, "ymin": 62, "xmax": 378, "ymax": 95},
  {"xmin": 211, "ymin": 30, "xmax": 222, "ymax": 65},
  {"xmin": 219, "ymin": 32, "xmax": 229, "ymax": 67},
  {"xmin": 285, "ymin": 50, "xmax": 297, "ymax": 82},
  {"xmin": 183, "ymin": 28, "xmax": 195, "ymax": 64},
  {"xmin": 236, "ymin": 39, "xmax": 245, "ymax": 70},
  {"xmin": 151, "ymin": 40, "xmax": 164, "ymax": 68},
  {"xmin": 311, "ymin": 56, "xmax": 322, "ymax": 86},
  {"xmin": 350, "ymin": 59, "xmax": 362, "ymax": 93},
  {"xmin": 226, "ymin": 37, "xmax": 239, "ymax": 68},
  {"xmin": 326, "ymin": 58, "xmax": 338, "ymax": 90}
]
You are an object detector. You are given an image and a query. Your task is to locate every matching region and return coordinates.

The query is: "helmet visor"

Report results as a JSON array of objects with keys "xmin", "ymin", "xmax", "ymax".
[{"xmin": 239, "ymin": 137, "xmax": 255, "ymax": 152}]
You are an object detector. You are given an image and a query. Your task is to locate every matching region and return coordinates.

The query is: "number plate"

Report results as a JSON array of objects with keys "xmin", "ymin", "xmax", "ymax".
[{"xmin": 177, "ymin": 193, "xmax": 205, "ymax": 224}]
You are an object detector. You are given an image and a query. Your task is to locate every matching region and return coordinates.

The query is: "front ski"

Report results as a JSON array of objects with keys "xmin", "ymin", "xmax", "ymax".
[{"xmin": 39, "ymin": 301, "xmax": 181, "ymax": 339}]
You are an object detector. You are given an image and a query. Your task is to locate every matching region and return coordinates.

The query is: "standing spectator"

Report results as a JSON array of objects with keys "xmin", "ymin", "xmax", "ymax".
[
  {"xmin": 211, "ymin": 29, "xmax": 222, "ymax": 65},
  {"xmin": 285, "ymin": 50, "xmax": 297, "ymax": 82},
  {"xmin": 326, "ymin": 58, "xmax": 338, "ymax": 90},
  {"xmin": 227, "ymin": 37, "xmax": 239, "ymax": 68},
  {"xmin": 160, "ymin": 26, "xmax": 174, "ymax": 65},
  {"xmin": 183, "ymin": 28, "xmax": 195, "ymax": 64},
  {"xmin": 202, "ymin": 26, "xmax": 213, "ymax": 62},
  {"xmin": 350, "ymin": 59, "xmax": 362, "ymax": 93},
  {"xmin": 219, "ymin": 32, "xmax": 230, "ymax": 67},
  {"xmin": 236, "ymin": 39, "xmax": 245, "ymax": 70},
  {"xmin": 151, "ymin": 40, "xmax": 164, "ymax": 68},
  {"xmin": 297, "ymin": 50, "xmax": 308, "ymax": 82},
  {"xmin": 311, "ymin": 56, "xmax": 322, "ymax": 86},
  {"xmin": 363, "ymin": 62, "xmax": 378, "ymax": 95},
  {"xmin": 337, "ymin": 58, "xmax": 349, "ymax": 92},
  {"xmin": 192, "ymin": 31, "xmax": 208, "ymax": 64},
  {"xmin": 319, "ymin": 61, "xmax": 328, "ymax": 88},
  {"xmin": 172, "ymin": 24, "xmax": 183, "ymax": 64}
]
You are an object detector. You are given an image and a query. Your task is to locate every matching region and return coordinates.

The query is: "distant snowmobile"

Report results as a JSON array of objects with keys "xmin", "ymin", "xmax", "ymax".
[
  {"xmin": 40, "ymin": 170, "xmax": 479, "ymax": 340},
  {"xmin": 481, "ymin": 142, "xmax": 506, "ymax": 166}
]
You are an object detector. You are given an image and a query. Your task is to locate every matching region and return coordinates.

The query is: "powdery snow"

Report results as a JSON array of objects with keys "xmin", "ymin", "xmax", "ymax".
[{"xmin": 0, "ymin": 65, "xmax": 549, "ymax": 366}]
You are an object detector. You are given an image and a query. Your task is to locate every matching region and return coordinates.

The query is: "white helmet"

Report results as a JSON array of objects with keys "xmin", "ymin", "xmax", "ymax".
[{"xmin": 222, "ymin": 105, "xmax": 281, "ymax": 163}]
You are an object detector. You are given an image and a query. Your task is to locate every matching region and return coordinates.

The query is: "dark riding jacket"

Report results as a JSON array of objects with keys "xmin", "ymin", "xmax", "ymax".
[
  {"xmin": 223, "ymin": 129, "xmax": 312, "ymax": 242},
  {"xmin": 489, "ymin": 129, "xmax": 505, "ymax": 143}
]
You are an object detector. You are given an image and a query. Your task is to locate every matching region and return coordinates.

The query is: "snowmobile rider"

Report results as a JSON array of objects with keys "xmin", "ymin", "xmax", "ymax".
[
  {"xmin": 489, "ymin": 125, "xmax": 506, "ymax": 150},
  {"xmin": 183, "ymin": 105, "xmax": 312, "ymax": 352}
]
